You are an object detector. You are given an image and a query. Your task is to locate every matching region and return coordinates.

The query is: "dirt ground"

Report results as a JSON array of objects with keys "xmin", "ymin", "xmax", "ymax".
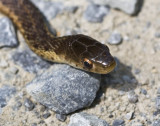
[{"xmin": 0, "ymin": 0, "xmax": 160, "ymax": 125}]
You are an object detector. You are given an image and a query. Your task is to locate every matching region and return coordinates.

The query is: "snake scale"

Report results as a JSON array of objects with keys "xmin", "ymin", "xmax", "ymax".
[{"xmin": 0, "ymin": 0, "xmax": 116, "ymax": 74}]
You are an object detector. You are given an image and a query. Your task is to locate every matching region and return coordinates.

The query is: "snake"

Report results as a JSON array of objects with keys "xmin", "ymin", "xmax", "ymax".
[{"xmin": 0, "ymin": 0, "xmax": 116, "ymax": 74}]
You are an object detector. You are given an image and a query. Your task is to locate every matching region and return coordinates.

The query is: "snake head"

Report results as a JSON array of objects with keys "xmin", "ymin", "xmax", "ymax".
[{"xmin": 69, "ymin": 34, "xmax": 116, "ymax": 74}]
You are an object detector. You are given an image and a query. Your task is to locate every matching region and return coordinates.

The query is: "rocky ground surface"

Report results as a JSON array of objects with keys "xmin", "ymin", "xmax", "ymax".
[{"xmin": 0, "ymin": 0, "xmax": 160, "ymax": 126}]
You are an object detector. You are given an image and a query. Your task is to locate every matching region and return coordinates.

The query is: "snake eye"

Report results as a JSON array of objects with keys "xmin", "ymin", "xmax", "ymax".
[{"xmin": 83, "ymin": 58, "xmax": 93, "ymax": 69}]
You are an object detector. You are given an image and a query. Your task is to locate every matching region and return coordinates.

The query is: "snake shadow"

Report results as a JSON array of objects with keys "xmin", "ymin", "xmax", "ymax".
[{"xmin": 91, "ymin": 57, "xmax": 138, "ymax": 106}]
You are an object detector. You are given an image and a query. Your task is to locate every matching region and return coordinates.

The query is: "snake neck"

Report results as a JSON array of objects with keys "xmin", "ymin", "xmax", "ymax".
[{"xmin": 0, "ymin": 0, "xmax": 67, "ymax": 62}]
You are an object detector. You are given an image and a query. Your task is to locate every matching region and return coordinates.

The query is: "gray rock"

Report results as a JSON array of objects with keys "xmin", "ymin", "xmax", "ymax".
[
  {"xmin": 140, "ymin": 88, "xmax": 147, "ymax": 95},
  {"xmin": 11, "ymin": 49, "xmax": 52, "ymax": 74},
  {"xmin": 157, "ymin": 88, "xmax": 160, "ymax": 94},
  {"xmin": 56, "ymin": 113, "xmax": 67, "ymax": 122},
  {"xmin": 0, "ymin": 85, "xmax": 16, "ymax": 108},
  {"xmin": 68, "ymin": 112, "xmax": 109, "ymax": 126},
  {"xmin": 112, "ymin": 119, "xmax": 125, "ymax": 126},
  {"xmin": 156, "ymin": 96, "xmax": 160, "ymax": 110},
  {"xmin": 155, "ymin": 32, "xmax": 160, "ymax": 38},
  {"xmin": 26, "ymin": 64, "xmax": 101, "ymax": 114},
  {"xmin": 128, "ymin": 90, "xmax": 138, "ymax": 103},
  {"xmin": 83, "ymin": 4, "xmax": 110, "ymax": 23},
  {"xmin": 125, "ymin": 112, "xmax": 134, "ymax": 120},
  {"xmin": 42, "ymin": 112, "xmax": 51, "ymax": 119},
  {"xmin": 0, "ymin": 17, "xmax": 18, "ymax": 48},
  {"xmin": 24, "ymin": 98, "xmax": 35, "ymax": 111},
  {"xmin": 107, "ymin": 32, "xmax": 122, "ymax": 45},
  {"xmin": 31, "ymin": 0, "xmax": 78, "ymax": 20},
  {"xmin": 152, "ymin": 119, "xmax": 160, "ymax": 126},
  {"xmin": 31, "ymin": 0, "xmax": 63, "ymax": 20},
  {"xmin": 87, "ymin": 0, "xmax": 142, "ymax": 15}
]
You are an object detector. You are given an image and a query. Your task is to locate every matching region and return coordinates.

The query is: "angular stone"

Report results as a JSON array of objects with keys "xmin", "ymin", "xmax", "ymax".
[
  {"xmin": 68, "ymin": 112, "xmax": 109, "ymax": 126},
  {"xmin": 87, "ymin": 0, "xmax": 142, "ymax": 15},
  {"xmin": 0, "ymin": 17, "xmax": 18, "ymax": 48},
  {"xmin": 83, "ymin": 4, "xmax": 110, "ymax": 23},
  {"xmin": 26, "ymin": 64, "xmax": 101, "ymax": 114}
]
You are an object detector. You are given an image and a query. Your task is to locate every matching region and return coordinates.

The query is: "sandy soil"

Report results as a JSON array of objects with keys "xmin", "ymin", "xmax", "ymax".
[{"xmin": 0, "ymin": 0, "xmax": 160, "ymax": 125}]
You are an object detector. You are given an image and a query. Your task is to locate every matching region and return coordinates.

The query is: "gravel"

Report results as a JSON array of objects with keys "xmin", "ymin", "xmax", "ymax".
[
  {"xmin": 112, "ymin": 119, "xmax": 125, "ymax": 126},
  {"xmin": 26, "ymin": 64, "xmax": 101, "ymax": 114},
  {"xmin": 83, "ymin": 4, "xmax": 110, "ymax": 23},
  {"xmin": 0, "ymin": 85, "xmax": 16, "ymax": 108},
  {"xmin": 155, "ymin": 96, "xmax": 160, "ymax": 110},
  {"xmin": 24, "ymin": 98, "xmax": 35, "ymax": 111},
  {"xmin": 11, "ymin": 49, "xmax": 52, "ymax": 74},
  {"xmin": 68, "ymin": 112, "xmax": 109, "ymax": 126},
  {"xmin": 0, "ymin": 17, "xmax": 18, "ymax": 48},
  {"xmin": 128, "ymin": 90, "xmax": 138, "ymax": 103},
  {"xmin": 87, "ymin": 0, "xmax": 143, "ymax": 15},
  {"xmin": 56, "ymin": 114, "xmax": 67, "ymax": 122},
  {"xmin": 107, "ymin": 31, "xmax": 122, "ymax": 45}
]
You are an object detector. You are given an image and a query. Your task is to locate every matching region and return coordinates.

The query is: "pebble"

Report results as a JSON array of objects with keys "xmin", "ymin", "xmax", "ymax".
[
  {"xmin": 125, "ymin": 112, "xmax": 134, "ymax": 120},
  {"xmin": 155, "ymin": 32, "xmax": 160, "ymax": 38},
  {"xmin": 0, "ymin": 59, "xmax": 8, "ymax": 68},
  {"xmin": 140, "ymin": 88, "xmax": 147, "ymax": 95},
  {"xmin": 107, "ymin": 32, "xmax": 122, "ymax": 45},
  {"xmin": 155, "ymin": 96, "xmax": 160, "ymax": 110},
  {"xmin": 153, "ymin": 110, "xmax": 160, "ymax": 116},
  {"xmin": 42, "ymin": 112, "xmax": 51, "ymax": 119},
  {"xmin": 26, "ymin": 64, "xmax": 101, "ymax": 114},
  {"xmin": 112, "ymin": 119, "xmax": 125, "ymax": 126},
  {"xmin": 152, "ymin": 119, "xmax": 160, "ymax": 126},
  {"xmin": 0, "ymin": 85, "xmax": 16, "ymax": 108},
  {"xmin": 87, "ymin": 0, "xmax": 143, "ymax": 15},
  {"xmin": 24, "ymin": 98, "xmax": 35, "ymax": 111},
  {"xmin": 11, "ymin": 49, "xmax": 52, "ymax": 73},
  {"xmin": 83, "ymin": 4, "xmax": 110, "ymax": 23},
  {"xmin": 128, "ymin": 90, "xmax": 138, "ymax": 103},
  {"xmin": 134, "ymin": 68, "xmax": 141, "ymax": 74},
  {"xmin": 157, "ymin": 88, "xmax": 160, "ymax": 94},
  {"xmin": 68, "ymin": 112, "xmax": 109, "ymax": 126},
  {"xmin": 12, "ymin": 101, "xmax": 22, "ymax": 111},
  {"xmin": 31, "ymin": 0, "xmax": 79, "ymax": 20},
  {"xmin": 8, "ymin": 67, "xmax": 19, "ymax": 74},
  {"xmin": 0, "ymin": 17, "xmax": 18, "ymax": 48},
  {"xmin": 56, "ymin": 114, "xmax": 67, "ymax": 122}
]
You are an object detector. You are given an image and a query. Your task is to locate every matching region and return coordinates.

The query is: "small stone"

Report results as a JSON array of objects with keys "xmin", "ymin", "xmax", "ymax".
[
  {"xmin": 56, "ymin": 114, "xmax": 67, "ymax": 122},
  {"xmin": 64, "ymin": 6, "xmax": 78, "ymax": 13},
  {"xmin": 0, "ymin": 17, "xmax": 18, "ymax": 48},
  {"xmin": 12, "ymin": 49, "xmax": 52, "ymax": 73},
  {"xmin": 12, "ymin": 101, "xmax": 22, "ymax": 111},
  {"xmin": 128, "ymin": 90, "xmax": 138, "ymax": 103},
  {"xmin": 0, "ymin": 85, "xmax": 16, "ymax": 108},
  {"xmin": 26, "ymin": 64, "xmax": 101, "ymax": 114},
  {"xmin": 155, "ymin": 32, "xmax": 160, "ymax": 38},
  {"xmin": 31, "ymin": 0, "xmax": 63, "ymax": 20},
  {"xmin": 109, "ymin": 114, "xmax": 113, "ymax": 118},
  {"xmin": 0, "ymin": 59, "xmax": 8, "ymax": 68},
  {"xmin": 24, "ymin": 98, "xmax": 35, "ymax": 111},
  {"xmin": 83, "ymin": 4, "xmax": 110, "ymax": 23},
  {"xmin": 68, "ymin": 112, "xmax": 109, "ymax": 126},
  {"xmin": 157, "ymin": 88, "xmax": 160, "ymax": 94},
  {"xmin": 112, "ymin": 119, "xmax": 125, "ymax": 126},
  {"xmin": 43, "ymin": 112, "xmax": 51, "ymax": 119},
  {"xmin": 107, "ymin": 32, "xmax": 122, "ymax": 45},
  {"xmin": 9, "ymin": 67, "xmax": 19, "ymax": 74},
  {"xmin": 153, "ymin": 110, "xmax": 160, "ymax": 116},
  {"xmin": 152, "ymin": 119, "xmax": 160, "ymax": 126},
  {"xmin": 122, "ymin": 75, "xmax": 131, "ymax": 83},
  {"xmin": 87, "ymin": 0, "xmax": 143, "ymax": 15},
  {"xmin": 140, "ymin": 88, "xmax": 147, "ymax": 95},
  {"xmin": 125, "ymin": 112, "xmax": 134, "ymax": 120},
  {"xmin": 155, "ymin": 96, "xmax": 160, "ymax": 110},
  {"xmin": 31, "ymin": 123, "xmax": 37, "ymax": 126},
  {"xmin": 134, "ymin": 68, "xmax": 141, "ymax": 74}
]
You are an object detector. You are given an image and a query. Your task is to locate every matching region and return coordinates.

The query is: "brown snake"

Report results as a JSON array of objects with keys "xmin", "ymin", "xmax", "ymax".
[{"xmin": 0, "ymin": 0, "xmax": 116, "ymax": 74}]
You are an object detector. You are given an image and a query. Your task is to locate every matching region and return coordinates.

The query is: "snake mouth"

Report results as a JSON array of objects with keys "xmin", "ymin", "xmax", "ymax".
[{"xmin": 101, "ymin": 60, "xmax": 116, "ymax": 74}]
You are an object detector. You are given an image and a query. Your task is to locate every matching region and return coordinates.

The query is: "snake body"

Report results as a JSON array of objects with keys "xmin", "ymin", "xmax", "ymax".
[{"xmin": 0, "ymin": 0, "xmax": 116, "ymax": 74}]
